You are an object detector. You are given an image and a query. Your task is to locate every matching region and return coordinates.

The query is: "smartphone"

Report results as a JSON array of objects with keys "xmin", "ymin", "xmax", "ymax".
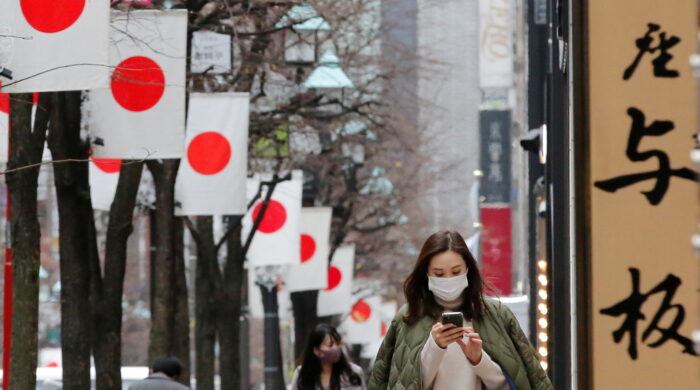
[{"xmin": 441, "ymin": 311, "xmax": 464, "ymax": 328}]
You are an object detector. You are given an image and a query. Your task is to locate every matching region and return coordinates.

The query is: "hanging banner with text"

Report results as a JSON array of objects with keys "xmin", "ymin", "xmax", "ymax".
[
  {"xmin": 480, "ymin": 206, "xmax": 512, "ymax": 296},
  {"xmin": 479, "ymin": 109, "xmax": 512, "ymax": 296},
  {"xmin": 479, "ymin": 110, "xmax": 511, "ymax": 204},
  {"xmin": 588, "ymin": 0, "xmax": 700, "ymax": 387},
  {"xmin": 478, "ymin": 0, "xmax": 514, "ymax": 89}
]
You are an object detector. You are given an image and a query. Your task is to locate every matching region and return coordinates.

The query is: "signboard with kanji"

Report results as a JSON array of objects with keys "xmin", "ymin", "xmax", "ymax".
[{"xmin": 588, "ymin": 0, "xmax": 700, "ymax": 387}]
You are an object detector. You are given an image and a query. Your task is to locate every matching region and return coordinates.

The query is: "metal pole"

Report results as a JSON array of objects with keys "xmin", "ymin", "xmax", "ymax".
[
  {"xmin": 2, "ymin": 94, "xmax": 12, "ymax": 390},
  {"xmin": 257, "ymin": 266, "xmax": 285, "ymax": 389}
]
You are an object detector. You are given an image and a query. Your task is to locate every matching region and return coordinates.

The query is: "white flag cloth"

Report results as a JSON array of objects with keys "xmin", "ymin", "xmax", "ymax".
[
  {"xmin": 0, "ymin": 0, "xmax": 110, "ymax": 92},
  {"xmin": 243, "ymin": 170, "xmax": 303, "ymax": 266},
  {"xmin": 174, "ymin": 93, "xmax": 249, "ymax": 216},
  {"xmin": 85, "ymin": 10, "xmax": 187, "ymax": 159},
  {"xmin": 89, "ymin": 158, "xmax": 121, "ymax": 211},
  {"xmin": 317, "ymin": 245, "xmax": 355, "ymax": 316},
  {"xmin": 284, "ymin": 207, "xmax": 331, "ymax": 292},
  {"xmin": 341, "ymin": 295, "xmax": 382, "ymax": 344}
]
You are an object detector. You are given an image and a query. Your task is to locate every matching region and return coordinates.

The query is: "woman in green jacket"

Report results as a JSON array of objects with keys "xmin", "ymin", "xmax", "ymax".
[{"xmin": 368, "ymin": 231, "xmax": 553, "ymax": 390}]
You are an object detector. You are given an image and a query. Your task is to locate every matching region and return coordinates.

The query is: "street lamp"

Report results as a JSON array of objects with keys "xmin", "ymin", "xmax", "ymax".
[
  {"xmin": 304, "ymin": 50, "xmax": 354, "ymax": 112},
  {"xmin": 277, "ymin": 4, "xmax": 331, "ymax": 64},
  {"xmin": 305, "ymin": 50, "xmax": 354, "ymax": 90}
]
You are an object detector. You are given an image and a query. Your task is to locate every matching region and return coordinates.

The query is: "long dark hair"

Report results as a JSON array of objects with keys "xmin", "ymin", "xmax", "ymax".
[
  {"xmin": 297, "ymin": 324, "xmax": 362, "ymax": 390},
  {"xmin": 403, "ymin": 230, "xmax": 488, "ymax": 325}
]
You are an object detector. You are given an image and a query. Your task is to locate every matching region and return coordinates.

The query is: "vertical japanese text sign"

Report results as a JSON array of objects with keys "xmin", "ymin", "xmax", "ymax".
[
  {"xmin": 479, "ymin": 110, "xmax": 512, "ymax": 295},
  {"xmin": 588, "ymin": 0, "xmax": 700, "ymax": 387}
]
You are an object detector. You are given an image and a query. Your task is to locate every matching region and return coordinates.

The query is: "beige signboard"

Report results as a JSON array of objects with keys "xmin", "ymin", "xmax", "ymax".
[{"xmin": 588, "ymin": 0, "xmax": 700, "ymax": 388}]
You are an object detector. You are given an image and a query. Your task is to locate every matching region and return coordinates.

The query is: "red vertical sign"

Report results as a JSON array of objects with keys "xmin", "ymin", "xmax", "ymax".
[{"xmin": 480, "ymin": 206, "xmax": 512, "ymax": 295}]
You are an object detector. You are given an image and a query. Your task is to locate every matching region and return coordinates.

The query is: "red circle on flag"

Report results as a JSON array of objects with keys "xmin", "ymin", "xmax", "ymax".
[
  {"xmin": 20, "ymin": 0, "xmax": 85, "ymax": 33},
  {"xmin": 325, "ymin": 266, "xmax": 342, "ymax": 291},
  {"xmin": 187, "ymin": 132, "xmax": 231, "ymax": 175},
  {"xmin": 91, "ymin": 157, "xmax": 122, "ymax": 174},
  {"xmin": 252, "ymin": 200, "xmax": 287, "ymax": 233},
  {"xmin": 381, "ymin": 321, "xmax": 388, "ymax": 336},
  {"xmin": 300, "ymin": 234, "xmax": 316, "ymax": 263},
  {"xmin": 111, "ymin": 56, "xmax": 165, "ymax": 112},
  {"xmin": 351, "ymin": 300, "xmax": 372, "ymax": 323}
]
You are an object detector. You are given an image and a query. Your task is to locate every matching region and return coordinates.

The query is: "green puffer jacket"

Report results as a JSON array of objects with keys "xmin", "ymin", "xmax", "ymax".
[{"xmin": 367, "ymin": 299, "xmax": 553, "ymax": 390}]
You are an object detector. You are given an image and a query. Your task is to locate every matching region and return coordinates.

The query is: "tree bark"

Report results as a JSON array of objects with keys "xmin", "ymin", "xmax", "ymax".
[
  {"xmin": 171, "ymin": 217, "xmax": 191, "ymax": 385},
  {"xmin": 46, "ymin": 91, "xmax": 92, "ymax": 390},
  {"xmin": 194, "ymin": 216, "xmax": 218, "ymax": 390},
  {"xmin": 92, "ymin": 161, "xmax": 143, "ymax": 390},
  {"xmin": 218, "ymin": 216, "xmax": 244, "ymax": 390},
  {"xmin": 145, "ymin": 159, "xmax": 180, "ymax": 362},
  {"xmin": 7, "ymin": 92, "xmax": 49, "ymax": 390}
]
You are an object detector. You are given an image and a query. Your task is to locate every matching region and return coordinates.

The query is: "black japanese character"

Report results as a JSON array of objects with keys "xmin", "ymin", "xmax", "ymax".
[
  {"xmin": 594, "ymin": 107, "xmax": 697, "ymax": 205},
  {"xmin": 600, "ymin": 268, "xmax": 697, "ymax": 360},
  {"xmin": 623, "ymin": 23, "xmax": 681, "ymax": 80}
]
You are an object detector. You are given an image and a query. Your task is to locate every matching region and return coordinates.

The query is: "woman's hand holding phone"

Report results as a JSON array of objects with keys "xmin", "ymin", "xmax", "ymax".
[
  {"xmin": 456, "ymin": 327, "xmax": 483, "ymax": 365},
  {"xmin": 430, "ymin": 322, "xmax": 465, "ymax": 349}
]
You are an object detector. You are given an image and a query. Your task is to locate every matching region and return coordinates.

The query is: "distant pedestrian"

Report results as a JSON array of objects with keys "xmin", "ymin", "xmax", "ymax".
[
  {"xmin": 368, "ymin": 230, "xmax": 553, "ymax": 390},
  {"xmin": 291, "ymin": 323, "xmax": 366, "ymax": 390},
  {"xmin": 129, "ymin": 356, "xmax": 190, "ymax": 390}
]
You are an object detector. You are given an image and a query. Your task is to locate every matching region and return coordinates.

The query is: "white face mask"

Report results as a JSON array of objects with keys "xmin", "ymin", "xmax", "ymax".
[{"xmin": 427, "ymin": 273, "xmax": 469, "ymax": 302}]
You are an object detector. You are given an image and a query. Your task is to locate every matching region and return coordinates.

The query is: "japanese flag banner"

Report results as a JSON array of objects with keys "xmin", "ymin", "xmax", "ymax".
[
  {"xmin": 174, "ymin": 93, "xmax": 249, "ymax": 216},
  {"xmin": 340, "ymin": 295, "xmax": 382, "ymax": 344},
  {"xmin": 379, "ymin": 301, "xmax": 398, "ymax": 336},
  {"xmin": 243, "ymin": 170, "xmax": 303, "ymax": 266},
  {"xmin": 317, "ymin": 245, "xmax": 355, "ymax": 316},
  {"xmin": 89, "ymin": 157, "xmax": 121, "ymax": 211},
  {"xmin": 284, "ymin": 207, "xmax": 332, "ymax": 292},
  {"xmin": 85, "ymin": 10, "xmax": 187, "ymax": 160},
  {"xmin": 360, "ymin": 301, "xmax": 398, "ymax": 360},
  {"xmin": 0, "ymin": 0, "xmax": 110, "ymax": 92}
]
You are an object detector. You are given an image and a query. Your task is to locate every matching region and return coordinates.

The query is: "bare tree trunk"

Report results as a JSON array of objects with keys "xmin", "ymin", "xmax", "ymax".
[
  {"xmin": 146, "ymin": 159, "xmax": 180, "ymax": 361},
  {"xmin": 192, "ymin": 216, "xmax": 219, "ymax": 390},
  {"xmin": 172, "ymin": 217, "xmax": 191, "ymax": 385},
  {"xmin": 218, "ymin": 216, "xmax": 244, "ymax": 390},
  {"xmin": 92, "ymin": 162, "xmax": 143, "ymax": 390},
  {"xmin": 7, "ymin": 93, "xmax": 49, "ymax": 390},
  {"xmin": 46, "ymin": 91, "xmax": 92, "ymax": 390},
  {"xmin": 290, "ymin": 290, "xmax": 319, "ymax": 361}
]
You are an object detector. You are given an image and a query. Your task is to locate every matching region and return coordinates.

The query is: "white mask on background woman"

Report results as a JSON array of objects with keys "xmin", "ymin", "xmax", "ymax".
[{"xmin": 427, "ymin": 273, "xmax": 469, "ymax": 301}]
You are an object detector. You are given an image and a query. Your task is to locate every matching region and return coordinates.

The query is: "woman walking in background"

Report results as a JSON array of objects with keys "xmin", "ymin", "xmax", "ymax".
[
  {"xmin": 368, "ymin": 230, "xmax": 552, "ymax": 390},
  {"xmin": 292, "ymin": 323, "xmax": 366, "ymax": 390}
]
